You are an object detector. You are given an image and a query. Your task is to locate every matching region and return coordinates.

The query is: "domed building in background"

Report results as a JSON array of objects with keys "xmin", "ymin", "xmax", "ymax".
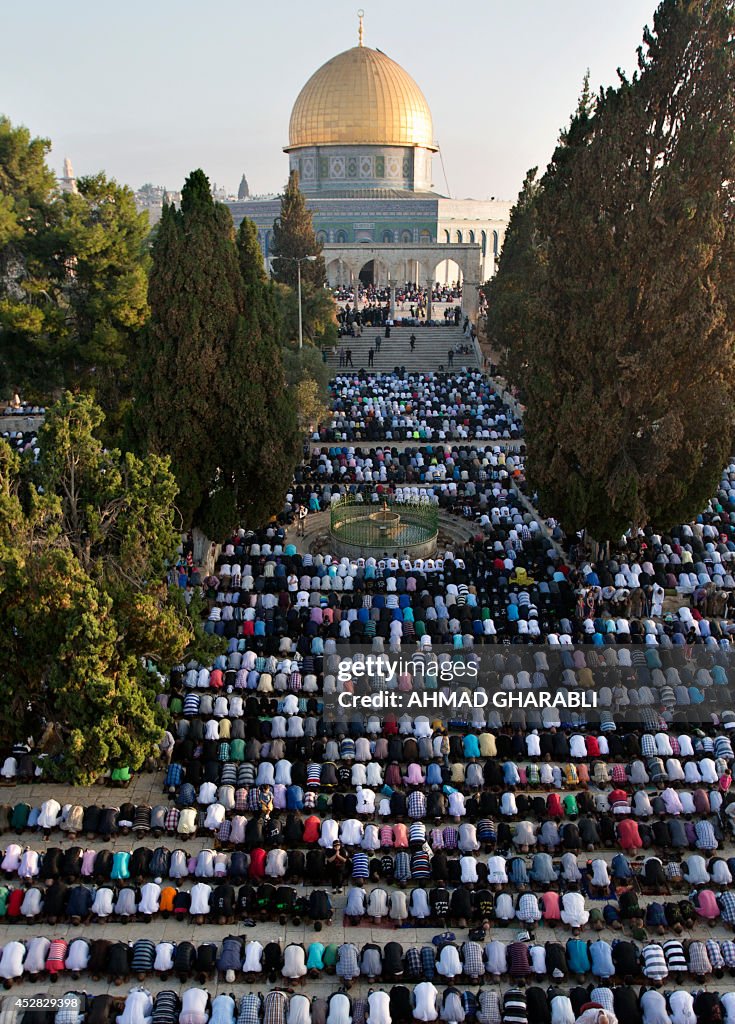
[{"xmin": 227, "ymin": 16, "xmax": 511, "ymax": 316}]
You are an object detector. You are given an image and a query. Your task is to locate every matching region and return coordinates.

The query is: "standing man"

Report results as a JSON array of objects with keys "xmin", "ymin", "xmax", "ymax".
[
  {"xmin": 368, "ymin": 348, "xmax": 374, "ymax": 367},
  {"xmin": 297, "ymin": 504, "xmax": 308, "ymax": 537},
  {"xmin": 410, "ymin": 335, "xmax": 416, "ymax": 352},
  {"xmin": 345, "ymin": 348, "xmax": 354, "ymax": 367},
  {"xmin": 375, "ymin": 334, "xmax": 381, "ymax": 352}
]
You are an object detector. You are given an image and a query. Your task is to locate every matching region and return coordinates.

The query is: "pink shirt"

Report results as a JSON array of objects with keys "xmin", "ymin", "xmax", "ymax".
[
  {"xmin": 405, "ymin": 764, "xmax": 425, "ymax": 785},
  {"xmin": 81, "ymin": 850, "xmax": 97, "ymax": 877},
  {"xmin": 393, "ymin": 823, "xmax": 408, "ymax": 848},
  {"xmin": 541, "ymin": 891, "xmax": 561, "ymax": 920},
  {"xmin": 696, "ymin": 889, "xmax": 720, "ymax": 919}
]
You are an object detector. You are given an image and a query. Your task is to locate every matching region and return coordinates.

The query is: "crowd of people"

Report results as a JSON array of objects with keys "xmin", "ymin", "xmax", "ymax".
[
  {"xmin": 317, "ymin": 373, "xmax": 524, "ymax": 443},
  {"xmin": 7, "ymin": 365, "xmax": 735, "ymax": 1024}
]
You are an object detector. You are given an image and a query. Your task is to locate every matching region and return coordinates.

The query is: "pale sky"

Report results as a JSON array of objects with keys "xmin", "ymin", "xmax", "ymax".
[{"xmin": 2, "ymin": 0, "xmax": 657, "ymax": 203}]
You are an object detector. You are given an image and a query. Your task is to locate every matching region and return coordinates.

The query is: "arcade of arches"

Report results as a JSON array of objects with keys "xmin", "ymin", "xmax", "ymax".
[{"xmin": 323, "ymin": 242, "xmax": 483, "ymax": 318}]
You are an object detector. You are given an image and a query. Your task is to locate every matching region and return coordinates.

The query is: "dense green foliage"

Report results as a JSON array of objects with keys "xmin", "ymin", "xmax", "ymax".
[
  {"xmin": 270, "ymin": 170, "xmax": 326, "ymax": 290},
  {"xmin": 0, "ymin": 393, "xmax": 189, "ymax": 783},
  {"xmin": 269, "ymin": 170, "xmax": 335, "ymax": 348},
  {"xmin": 487, "ymin": 0, "xmax": 735, "ymax": 541},
  {"xmin": 137, "ymin": 173, "xmax": 299, "ymax": 537},
  {"xmin": 0, "ymin": 117, "xmax": 150, "ymax": 406}
]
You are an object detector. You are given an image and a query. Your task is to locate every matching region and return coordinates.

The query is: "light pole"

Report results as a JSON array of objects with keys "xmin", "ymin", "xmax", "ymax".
[{"xmin": 279, "ymin": 255, "xmax": 317, "ymax": 349}]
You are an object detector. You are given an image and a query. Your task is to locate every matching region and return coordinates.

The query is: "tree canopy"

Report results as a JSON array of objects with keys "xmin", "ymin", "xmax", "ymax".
[
  {"xmin": 0, "ymin": 392, "xmax": 190, "ymax": 783},
  {"xmin": 486, "ymin": 0, "xmax": 735, "ymax": 541},
  {"xmin": 270, "ymin": 170, "xmax": 326, "ymax": 291},
  {"xmin": 137, "ymin": 173, "xmax": 299, "ymax": 537},
  {"xmin": 0, "ymin": 116, "xmax": 150, "ymax": 410}
]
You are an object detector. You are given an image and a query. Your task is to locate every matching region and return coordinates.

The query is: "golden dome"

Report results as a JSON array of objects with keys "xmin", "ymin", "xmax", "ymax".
[{"xmin": 287, "ymin": 44, "xmax": 436, "ymax": 151}]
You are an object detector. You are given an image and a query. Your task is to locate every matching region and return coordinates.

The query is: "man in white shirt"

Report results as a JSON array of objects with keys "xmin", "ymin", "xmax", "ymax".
[
  {"xmin": 117, "ymin": 988, "xmax": 153, "ymax": 1024},
  {"xmin": 154, "ymin": 942, "xmax": 175, "ymax": 975},
  {"xmin": 242, "ymin": 940, "xmax": 263, "ymax": 976},
  {"xmin": 91, "ymin": 884, "xmax": 116, "ymax": 919},
  {"xmin": 326, "ymin": 994, "xmax": 352, "ymax": 1024},
  {"xmin": 339, "ymin": 819, "xmax": 364, "ymax": 846},
  {"xmin": 179, "ymin": 988, "xmax": 208, "ymax": 1024},
  {"xmin": 436, "ymin": 943, "xmax": 462, "ymax": 980},
  {"xmin": 65, "ymin": 938, "xmax": 90, "ymax": 974},
  {"xmin": 413, "ymin": 982, "xmax": 439, "ymax": 1022},
  {"xmin": 287, "ymin": 995, "xmax": 311, "ymax": 1024},
  {"xmin": 639, "ymin": 989, "xmax": 672, "ymax": 1024},
  {"xmin": 560, "ymin": 890, "xmax": 589, "ymax": 931},
  {"xmin": 319, "ymin": 818, "xmax": 340, "ymax": 848},
  {"xmin": 266, "ymin": 848, "xmax": 288, "ymax": 878},
  {"xmin": 20, "ymin": 887, "xmax": 43, "ymax": 919},
  {"xmin": 282, "ymin": 944, "xmax": 307, "ymax": 980},
  {"xmin": 24, "ymin": 936, "xmax": 50, "ymax": 976},
  {"xmin": 367, "ymin": 991, "xmax": 391, "ymax": 1024},
  {"xmin": 0, "ymin": 940, "xmax": 25, "ymax": 981},
  {"xmin": 189, "ymin": 881, "xmax": 212, "ymax": 921},
  {"xmin": 138, "ymin": 881, "xmax": 161, "ymax": 917}
]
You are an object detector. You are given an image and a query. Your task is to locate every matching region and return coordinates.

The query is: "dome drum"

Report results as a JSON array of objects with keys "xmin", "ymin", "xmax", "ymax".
[
  {"xmin": 288, "ymin": 144, "xmax": 433, "ymax": 194},
  {"xmin": 285, "ymin": 43, "xmax": 436, "ymax": 195}
]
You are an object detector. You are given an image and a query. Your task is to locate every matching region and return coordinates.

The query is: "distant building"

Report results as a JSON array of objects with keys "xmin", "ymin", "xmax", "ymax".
[
  {"xmin": 134, "ymin": 184, "xmax": 182, "ymax": 226},
  {"xmin": 226, "ymin": 15, "xmax": 511, "ymax": 297},
  {"xmin": 58, "ymin": 157, "xmax": 78, "ymax": 195}
]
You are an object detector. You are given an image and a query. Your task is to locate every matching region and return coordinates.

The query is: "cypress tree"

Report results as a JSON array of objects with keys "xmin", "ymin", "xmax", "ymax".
[
  {"xmin": 489, "ymin": 0, "xmax": 735, "ymax": 541},
  {"xmin": 138, "ymin": 174, "xmax": 300, "ymax": 535},
  {"xmin": 270, "ymin": 170, "xmax": 326, "ymax": 290},
  {"xmin": 230, "ymin": 217, "xmax": 300, "ymax": 527}
]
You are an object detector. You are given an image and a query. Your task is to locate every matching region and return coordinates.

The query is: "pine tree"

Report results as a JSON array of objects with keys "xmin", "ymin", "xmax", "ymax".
[
  {"xmin": 270, "ymin": 170, "xmax": 325, "ymax": 290},
  {"xmin": 0, "ymin": 392, "xmax": 189, "ymax": 783},
  {"xmin": 56, "ymin": 173, "xmax": 150, "ymax": 411},
  {"xmin": 0, "ymin": 120, "xmax": 150, "ymax": 409},
  {"xmin": 490, "ymin": 0, "xmax": 735, "ymax": 541}
]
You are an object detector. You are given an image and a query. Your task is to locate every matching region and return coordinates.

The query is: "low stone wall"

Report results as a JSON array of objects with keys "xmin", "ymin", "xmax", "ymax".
[
  {"xmin": 329, "ymin": 531, "xmax": 438, "ymax": 560},
  {"xmin": 0, "ymin": 414, "xmax": 44, "ymax": 433}
]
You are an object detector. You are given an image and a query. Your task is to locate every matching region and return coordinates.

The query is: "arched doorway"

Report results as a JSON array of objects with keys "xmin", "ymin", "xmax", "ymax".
[{"xmin": 359, "ymin": 260, "xmax": 375, "ymax": 286}]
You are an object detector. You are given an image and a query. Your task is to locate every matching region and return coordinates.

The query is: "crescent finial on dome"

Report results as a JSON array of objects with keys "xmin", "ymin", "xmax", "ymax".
[{"xmin": 358, "ymin": 9, "xmax": 364, "ymax": 46}]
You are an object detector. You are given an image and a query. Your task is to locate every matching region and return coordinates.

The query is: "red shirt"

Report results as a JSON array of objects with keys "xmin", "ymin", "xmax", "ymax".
[
  {"xmin": 617, "ymin": 819, "xmax": 642, "ymax": 850},
  {"xmin": 248, "ymin": 847, "xmax": 266, "ymax": 880},
  {"xmin": 585, "ymin": 736, "xmax": 600, "ymax": 757},
  {"xmin": 6, "ymin": 888, "xmax": 23, "ymax": 917},
  {"xmin": 546, "ymin": 794, "xmax": 563, "ymax": 818},
  {"xmin": 302, "ymin": 816, "xmax": 321, "ymax": 844}
]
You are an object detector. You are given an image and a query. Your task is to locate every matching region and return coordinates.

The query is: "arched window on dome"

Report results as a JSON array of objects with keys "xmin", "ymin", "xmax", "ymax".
[
  {"xmin": 401, "ymin": 230, "xmax": 412, "ymax": 243},
  {"xmin": 443, "ymin": 230, "xmax": 450, "ymax": 243},
  {"xmin": 336, "ymin": 230, "xmax": 348, "ymax": 243},
  {"xmin": 481, "ymin": 231, "xmax": 487, "ymax": 256},
  {"xmin": 382, "ymin": 230, "xmax": 393, "ymax": 243},
  {"xmin": 455, "ymin": 230, "xmax": 463, "ymax": 243},
  {"xmin": 493, "ymin": 230, "xmax": 499, "ymax": 255}
]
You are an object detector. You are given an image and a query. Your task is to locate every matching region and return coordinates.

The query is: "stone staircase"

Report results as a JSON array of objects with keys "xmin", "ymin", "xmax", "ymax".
[{"xmin": 327, "ymin": 324, "xmax": 480, "ymax": 373}]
